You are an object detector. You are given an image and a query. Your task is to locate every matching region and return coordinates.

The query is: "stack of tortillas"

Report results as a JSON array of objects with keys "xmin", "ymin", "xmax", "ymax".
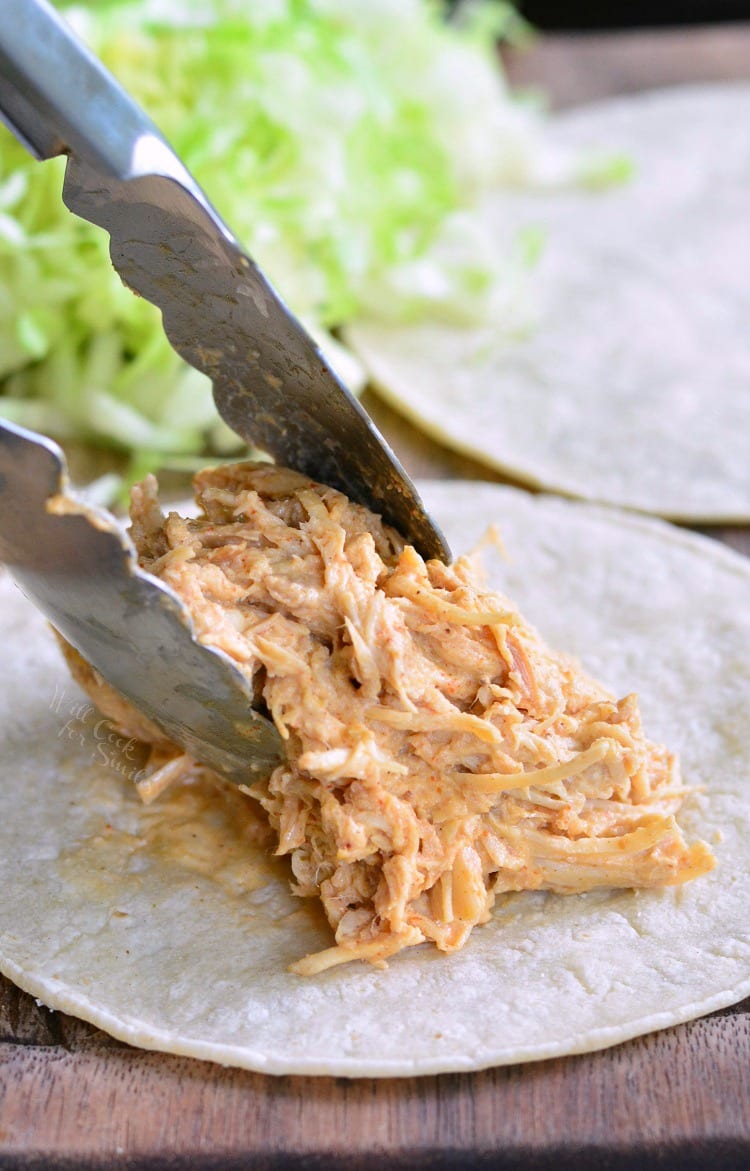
[{"xmin": 348, "ymin": 85, "xmax": 750, "ymax": 520}]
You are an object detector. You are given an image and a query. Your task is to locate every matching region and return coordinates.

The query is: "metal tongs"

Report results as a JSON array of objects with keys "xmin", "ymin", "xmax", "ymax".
[{"xmin": 0, "ymin": 0, "xmax": 449, "ymax": 783}]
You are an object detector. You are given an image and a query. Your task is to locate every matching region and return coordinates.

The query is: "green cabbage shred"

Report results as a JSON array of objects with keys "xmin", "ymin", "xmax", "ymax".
[{"xmin": 0, "ymin": 0, "xmax": 596, "ymax": 482}]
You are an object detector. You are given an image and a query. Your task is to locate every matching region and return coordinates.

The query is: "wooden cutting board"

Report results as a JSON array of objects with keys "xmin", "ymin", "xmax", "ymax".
[
  {"xmin": 1, "ymin": 972, "xmax": 749, "ymax": 1168},
  {"xmin": 2, "ymin": 24, "xmax": 750, "ymax": 1170}
]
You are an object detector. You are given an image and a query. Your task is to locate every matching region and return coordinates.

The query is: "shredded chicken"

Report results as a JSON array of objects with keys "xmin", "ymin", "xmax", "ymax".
[{"xmin": 70, "ymin": 461, "xmax": 715, "ymax": 973}]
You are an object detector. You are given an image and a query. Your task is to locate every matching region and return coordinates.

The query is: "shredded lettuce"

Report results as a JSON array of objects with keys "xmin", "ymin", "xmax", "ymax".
[{"xmin": 0, "ymin": 0, "xmax": 591, "ymax": 479}]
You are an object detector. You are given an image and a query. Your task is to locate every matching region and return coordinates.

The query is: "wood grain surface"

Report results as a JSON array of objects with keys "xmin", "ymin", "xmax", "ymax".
[{"xmin": 2, "ymin": 23, "xmax": 750, "ymax": 1171}]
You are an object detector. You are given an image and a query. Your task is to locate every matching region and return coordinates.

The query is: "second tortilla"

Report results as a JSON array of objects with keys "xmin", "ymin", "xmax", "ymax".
[{"xmin": 347, "ymin": 85, "xmax": 750, "ymax": 520}]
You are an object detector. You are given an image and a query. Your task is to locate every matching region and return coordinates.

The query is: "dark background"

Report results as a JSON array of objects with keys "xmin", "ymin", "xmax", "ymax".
[{"xmin": 518, "ymin": 2, "xmax": 750, "ymax": 28}]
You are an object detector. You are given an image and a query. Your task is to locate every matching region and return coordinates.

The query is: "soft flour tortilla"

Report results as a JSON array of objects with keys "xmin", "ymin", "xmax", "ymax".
[
  {"xmin": 1, "ymin": 481, "xmax": 749, "ymax": 1076},
  {"xmin": 347, "ymin": 86, "xmax": 750, "ymax": 520}
]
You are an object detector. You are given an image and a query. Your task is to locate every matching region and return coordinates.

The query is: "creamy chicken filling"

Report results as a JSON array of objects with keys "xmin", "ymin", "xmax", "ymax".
[{"xmin": 66, "ymin": 462, "xmax": 714, "ymax": 973}]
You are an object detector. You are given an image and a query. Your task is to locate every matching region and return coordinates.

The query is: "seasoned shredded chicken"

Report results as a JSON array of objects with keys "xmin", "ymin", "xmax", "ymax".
[{"xmin": 70, "ymin": 462, "xmax": 715, "ymax": 973}]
